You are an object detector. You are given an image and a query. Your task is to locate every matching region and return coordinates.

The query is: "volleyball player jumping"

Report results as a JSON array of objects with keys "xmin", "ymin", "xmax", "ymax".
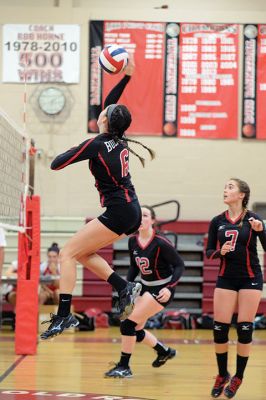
[{"xmin": 41, "ymin": 60, "xmax": 155, "ymax": 340}]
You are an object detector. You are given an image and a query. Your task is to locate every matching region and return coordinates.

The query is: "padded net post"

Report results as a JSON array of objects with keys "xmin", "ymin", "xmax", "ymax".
[
  {"xmin": 0, "ymin": 109, "xmax": 40, "ymax": 354},
  {"xmin": 15, "ymin": 195, "xmax": 40, "ymax": 355}
]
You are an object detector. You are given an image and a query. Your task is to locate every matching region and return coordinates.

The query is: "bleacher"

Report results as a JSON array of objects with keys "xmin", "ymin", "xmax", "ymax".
[
  {"xmin": 2, "ymin": 215, "xmax": 266, "ymax": 321},
  {"xmin": 1, "ymin": 217, "xmax": 113, "ymax": 316}
]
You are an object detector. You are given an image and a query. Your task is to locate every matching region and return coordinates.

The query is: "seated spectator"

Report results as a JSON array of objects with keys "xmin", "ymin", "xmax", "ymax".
[
  {"xmin": 39, "ymin": 243, "xmax": 60, "ymax": 305},
  {"xmin": 4, "ymin": 260, "xmax": 18, "ymax": 308}
]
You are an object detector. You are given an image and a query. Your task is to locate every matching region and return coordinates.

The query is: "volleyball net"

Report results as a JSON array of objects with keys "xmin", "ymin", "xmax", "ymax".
[
  {"xmin": 0, "ymin": 108, "xmax": 28, "ymax": 232},
  {"xmin": 0, "ymin": 108, "xmax": 40, "ymax": 355}
]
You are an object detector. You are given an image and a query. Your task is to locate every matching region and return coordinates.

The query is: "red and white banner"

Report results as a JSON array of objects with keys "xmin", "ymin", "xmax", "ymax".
[
  {"xmin": 102, "ymin": 21, "xmax": 165, "ymax": 136},
  {"xmin": 2, "ymin": 24, "xmax": 80, "ymax": 83},
  {"xmin": 177, "ymin": 23, "xmax": 239, "ymax": 139},
  {"xmin": 89, "ymin": 21, "xmax": 240, "ymax": 138}
]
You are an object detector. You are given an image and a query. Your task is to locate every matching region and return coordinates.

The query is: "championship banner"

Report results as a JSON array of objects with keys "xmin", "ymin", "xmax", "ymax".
[
  {"xmin": 2, "ymin": 24, "xmax": 80, "ymax": 83},
  {"xmin": 242, "ymin": 25, "xmax": 266, "ymax": 139},
  {"xmin": 88, "ymin": 20, "xmax": 166, "ymax": 136},
  {"xmin": 177, "ymin": 23, "xmax": 239, "ymax": 139}
]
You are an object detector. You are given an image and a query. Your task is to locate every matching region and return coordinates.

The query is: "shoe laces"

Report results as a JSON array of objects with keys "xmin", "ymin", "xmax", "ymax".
[
  {"xmin": 214, "ymin": 375, "xmax": 226, "ymax": 388},
  {"xmin": 41, "ymin": 313, "xmax": 60, "ymax": 325},
  {"xmin": 108, "ymin": 361, "xmax": 118, "ymax": 369},
  {"xmin": 229, "ymin": 377, "xmax": 242, "ymax": 392}
]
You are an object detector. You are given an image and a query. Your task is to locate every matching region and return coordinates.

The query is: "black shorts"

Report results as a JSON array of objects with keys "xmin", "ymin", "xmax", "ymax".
[
  {"xmin": 141, "ymin": 283, "xmax": 175, "ymax": 307},
  {"xmin": 216, "ymin": 275, "xmax": 263, "ymax": 292},
  {"xmin": 98, "ymin": 200, "xmax": 141, "ymax": 236}
]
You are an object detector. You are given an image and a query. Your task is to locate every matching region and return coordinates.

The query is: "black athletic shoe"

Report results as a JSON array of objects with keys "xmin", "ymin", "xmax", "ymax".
[
  {"xmin": 118, "ymin": 282, "xmax": 142, "ymax": 320},
  {"xmin": 104, "ymin": 363, "xmax": 133, "ymax": 378},
  {"xmin": 152, "ymin": 348, "xmax": 176, "ymax": 368},
  {"xmin": 211, "ymin": 373, "xmax": 231, "ymax": 398},
  {"xmin": 224, "ymin": 376, "xmax": 242, "ymax": 398},
  {"xmin": 40, "ymin": 313, "xmax": 79, "ymax": 340}
]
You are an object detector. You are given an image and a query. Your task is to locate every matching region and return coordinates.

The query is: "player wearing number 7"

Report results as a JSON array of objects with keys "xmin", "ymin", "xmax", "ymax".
[
  {"xmin": 40, "ymin": 60, "xmax": 155, "ymax": 340},
  {"xmin": 206, "ymin": 178, "xmax": 266, "ymax": 399}
]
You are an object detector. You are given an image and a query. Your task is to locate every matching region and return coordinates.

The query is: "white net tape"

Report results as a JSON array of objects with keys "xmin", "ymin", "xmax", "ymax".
[{"xmin": 0, "ymin": 108, "xmax": 28, "ymax": 232}]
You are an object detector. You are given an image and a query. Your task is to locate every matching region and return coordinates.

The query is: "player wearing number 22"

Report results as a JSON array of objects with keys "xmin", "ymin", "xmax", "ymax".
[
  {"xmin": 40, "ymin": 61, "xmax": 155, "ymax": 340},
  {"xmin": 105, "ymin": 206, "xmax": 185, "ymax": 378},
  {"xmin": 206, "ymin": 178, "xmax": 266, "ymax": 399}
]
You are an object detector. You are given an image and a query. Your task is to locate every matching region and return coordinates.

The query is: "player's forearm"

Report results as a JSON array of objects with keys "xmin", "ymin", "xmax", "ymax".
[
  {"xmin": 104, "ymin": 75, "xmax": 131, "ymax": 108},
  {"xmin": 51, "ymin": 139, "xmax": 93, "ymax": 170},
  {"xmin": 206, "ymin": 249, "xmax": 222, "ymax": 259},
  {"xmin": 167, "ymin": 260, "xmax": 185, "ymax": 289}
]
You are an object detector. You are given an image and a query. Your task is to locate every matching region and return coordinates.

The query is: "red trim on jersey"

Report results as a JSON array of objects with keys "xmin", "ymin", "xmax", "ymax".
[
  {"xmin": 137, "ymin": 229, "xmax": 155, "ymax": 250},
  {"xmin": 54, "ymin": 138, "xmax": 96, "ymax": 170},
  {"xmin": 154, "ymin": 247, "xmax": 162, "ymax": 279},
  {"xmin": 225, "ymin": 210, "xmax": 244, "ymax": 225},
  {"xmin": 219, "ymin": 258, "xmax": 226, "ymax": 276},
  {"xmin": 167, "ymin": 281, "xmax": 178, "ymax": 288},
  {"xmin": 210, "ymin": 249, "xmax": 220, "ymax": 260},
  {"xmin": 94, "ymin": 180, "xmax": 105, "ymax": 207},
  {"xmin": 98, "ymin": 152, "xmax": 119, "ymax": 184},
  {"xmin": 120, "ymin": 185, "xmax": 130, "ymax": 202},
  {"xmin": 155, "ymin": 234, "xmax": 174, "ymax": 247},
  {"xmin": 246, "ymin": 228, "xmax": 255, "ymax": 278},
  {"xmin": 98, "ymin": 152, "xmax": 131, "ymax": 203}
]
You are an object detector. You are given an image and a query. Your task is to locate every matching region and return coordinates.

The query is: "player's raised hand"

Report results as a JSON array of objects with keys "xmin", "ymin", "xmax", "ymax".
[
  {"xmin": 124, "ymin": 53, "xmax": 135, "ymax": 76},
  {"xmin": 248, "ymin": 217, "xmax": 264, "ymax": 232}
]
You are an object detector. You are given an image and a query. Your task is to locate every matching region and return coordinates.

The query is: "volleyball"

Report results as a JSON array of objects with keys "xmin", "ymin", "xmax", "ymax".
[{"xmin": 99, "ymin": 44, "xmax": 129, "ymax": 74}]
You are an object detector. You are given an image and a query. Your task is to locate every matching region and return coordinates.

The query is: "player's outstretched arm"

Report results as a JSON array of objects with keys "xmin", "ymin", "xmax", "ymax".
[
  {"xmin": 104, "ymin": 56, "xmax": 135, "ymax": 108},
  {"xmin": 51, "ymin": 137, "xmax": 98, "ymax": 170}
]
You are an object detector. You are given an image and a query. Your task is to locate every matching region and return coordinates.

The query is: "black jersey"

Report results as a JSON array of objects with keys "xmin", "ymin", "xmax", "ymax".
[
  {"xmin": 127, "ymin": 231, "xmax": 184, "ymax": 289},
  {"xmin": 50, "ymin": 75, "xmax": 138, "ymax": 207},
  {"xmin": 206, "ymin": 210, "xmax": 266, "ymax": 279},
  {"xmin": 51, "ymin": 134, "xmax": 137, "ymax": 207}
]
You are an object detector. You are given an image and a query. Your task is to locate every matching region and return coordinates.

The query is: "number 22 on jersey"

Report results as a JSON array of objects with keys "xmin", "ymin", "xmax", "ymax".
[
  {"xmin": 225, "ymin": 230, "xmax": 239, "ymax": 251},
  {"xmin": 135, "ymin": 257, "xmax": 152, "ymax": 275}
]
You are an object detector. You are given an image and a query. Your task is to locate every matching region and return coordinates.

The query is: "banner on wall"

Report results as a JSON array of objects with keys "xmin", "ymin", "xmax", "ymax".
[
  {"xmin": 177, "ymin": 23, "xmax": 239, "ymax": 139},
  {"xmin": 2, "ymin": 24, "xmax": 80, "ymax": 83},
  {"xmin": 88, "ymin": 20, "xmax": 174, "ymax": 136},
  {"xmin": 242, "ymin": 24, "xmax": 266, "ymax": 139},
  {"xmin": 88, "ymin": 21, "xmax": 239, "ymax": 138}
]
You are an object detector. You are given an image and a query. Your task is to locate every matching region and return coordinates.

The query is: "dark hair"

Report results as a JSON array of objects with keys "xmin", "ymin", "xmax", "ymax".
[
  {"xmin": 230, "ymin": 178, "xmax": 250, "ymax": 227},
  {"xmin": 107, "ymin": 104, "xmax": 155, "ymax": 167},
  {"xmin": 230, "ymin": 178, "xmax": 250, "ymax": 208},
  {"xmin": 48, "ymin": 242, "xmax": 60, "ymax": 254},
  {"xmin": 141, "ymin": 205, "xmax": 156, "ymax": 220}
]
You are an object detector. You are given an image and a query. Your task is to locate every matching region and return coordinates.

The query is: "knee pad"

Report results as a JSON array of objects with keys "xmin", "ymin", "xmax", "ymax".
[
  {"xmin": 136, "ymin": 329, "xmax": 145, "ymax": 343},
  {"xmin": 237, "ymin": 322, "xmax": 253, "ymax": 344},
  {"xmin": 120, "ymin": 319, "xmax": 137, "ymax": 336},
  {"xmin": 213, "ymin": 321, "xmax": 230, "ymax": 344}
]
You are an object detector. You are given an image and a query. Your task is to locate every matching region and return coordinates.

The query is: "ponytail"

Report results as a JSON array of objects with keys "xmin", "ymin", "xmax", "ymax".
[
  {"xmin": 114, "ymin": 135, "xmax": 155, "ymax": 167},
  {"xmin": 107, "ymin": 104, "xmax": 155, "ymax": 166},
  {"xmin": 237, "ymin": 208, "xmax": 248, "ymax": 228}
]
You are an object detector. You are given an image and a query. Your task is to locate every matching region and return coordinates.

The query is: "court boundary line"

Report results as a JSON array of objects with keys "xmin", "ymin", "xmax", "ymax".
[{"xmin": 0, "ymin": 355, "xmax": 26, "ymax": 383}]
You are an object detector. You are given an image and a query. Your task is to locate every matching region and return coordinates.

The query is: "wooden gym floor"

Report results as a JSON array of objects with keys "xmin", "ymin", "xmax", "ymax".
[{"xmin": 0, "ymin": 328, "xmax": 266, "ymax": 400}]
